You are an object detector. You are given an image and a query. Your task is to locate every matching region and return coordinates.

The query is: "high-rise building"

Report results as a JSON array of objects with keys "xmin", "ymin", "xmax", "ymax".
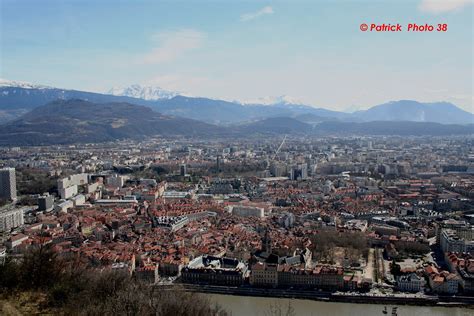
[
  {"xmin": 216, "ymin": 156, "xmax": 222, "ymax": 172},
  {"xmin": 180, "ymin": 164, "xmax": 187, "ymax": 176},
  {"xmin": 0, "ymin": 168, "xmax": 17, "ymax": 201},
  {"xmin": 38, "ymin": 194, "xmax": 54, "ymax": 212}
]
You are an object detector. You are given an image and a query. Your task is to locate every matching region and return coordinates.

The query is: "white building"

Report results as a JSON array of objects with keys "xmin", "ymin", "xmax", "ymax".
[
  {"xmin": 441, "ymin": 229, "xmax": 474, "ymax": 255},
  {"xmin": 58, "ymin": 173, "xmax": 88, "ymax": 199},
  {"xmin": 59, "ymin": 185, "xmax": 78, "ymax": 200},
  {"xmin": 71, "ymin": 194, "xmax": 86, "ymax": 206},
  {"xmin": 56, "ymin": 200, "xmax": 74, "ymax": 213},
  {"xmin": 0, "ymin": 207, "xmax": 24, "ymax": 232}
]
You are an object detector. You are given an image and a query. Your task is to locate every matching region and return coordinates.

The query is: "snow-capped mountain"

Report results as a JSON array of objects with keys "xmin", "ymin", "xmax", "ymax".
[
  {"xmin": 0, "ymin": 78, "xmax": 52, "ymax": 90},
  {"xmin": 241, "ymin": 95, "xmax": 305, "ymax": 106},
  {"xmin": 107, "ymin": 84, "xmax": 179, "ymax": 100}
]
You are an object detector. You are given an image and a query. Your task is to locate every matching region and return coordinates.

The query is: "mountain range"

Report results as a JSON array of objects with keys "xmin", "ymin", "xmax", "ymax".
[
  {"xmin": 107, "ymin": 84, "xmax": 179, "ymax": 100},
  {"xmin": 0, "ymin": 99, "xmax": 222, "ymax": 146},
  {"xmin": 1, "ymin": 80, "xmax": 472, "ymax": 125},
  {"xmin": 0, "ymin": 99, "xmax": 472, "ymax": 146},
  {"xmin": 0, "ymin": 80, "xmax": 472, "ymax": 145}
]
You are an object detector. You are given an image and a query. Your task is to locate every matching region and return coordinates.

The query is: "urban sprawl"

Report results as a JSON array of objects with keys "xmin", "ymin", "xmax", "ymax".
[{"xmin": 1, "ymin": 136, "xmax": 473, "ymax": 301}]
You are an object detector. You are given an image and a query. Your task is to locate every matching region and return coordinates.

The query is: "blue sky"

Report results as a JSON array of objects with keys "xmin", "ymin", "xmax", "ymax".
[{"xmin": 1, "ymin": 0, "xmax": 473, "ymax": 111}]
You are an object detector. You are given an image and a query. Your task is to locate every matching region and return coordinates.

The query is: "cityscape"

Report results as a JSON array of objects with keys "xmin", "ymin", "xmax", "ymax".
[
  {"xmin": 1, "ymin": 135, "xmax": 473, "ymax": 314},
  {"xmin": 1, "ymin": 0, "xmax": 473, "ymax": 315}
]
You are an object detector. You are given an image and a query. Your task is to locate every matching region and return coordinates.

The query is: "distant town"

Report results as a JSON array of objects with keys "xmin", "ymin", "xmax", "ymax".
[{"xmin": 1, "ymin": 135, "xmax": 473, "ymax": 306}]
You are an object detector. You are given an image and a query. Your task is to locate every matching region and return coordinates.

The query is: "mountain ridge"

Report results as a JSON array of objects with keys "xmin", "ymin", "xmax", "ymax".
[
  {"xmin": 0, "ymin": 100, "xmax": 471, "ymax": 146},
  {"xmin": 0, "ymin": 79, "xmax": 472, "ymax": 125}
]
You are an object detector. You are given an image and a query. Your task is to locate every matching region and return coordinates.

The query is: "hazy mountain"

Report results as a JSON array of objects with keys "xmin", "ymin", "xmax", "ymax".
[
  {"xmin": 352, "ymin": 100, "xmax": 474, "ymax": 124},
  {"xmin": 150, "ymin": 96, "xmax": 347, "ymax": 124},
  {"xmin": 0, "ymin": 79, "xmax": 472, "ymax": 126},
  {"xmin": 0, "ymin": 100, "xmax": 472, "ymax": 146},
  {"xmin": 107, "ymin": 84, "xmax": 179, "ymax": 100},
  {"xmin": 0, "ymin": 99, "xmax": 221, "ymax": 145},
  {"xmin": 315, "ymin": 121, "xmax": 474, "ymax": 136},
  {"xmin": 236, "ymin": 117, "xmax": 312, "ymax": 134}
]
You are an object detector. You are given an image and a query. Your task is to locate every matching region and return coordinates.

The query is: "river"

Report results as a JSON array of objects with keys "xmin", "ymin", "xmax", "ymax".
[{"xmin": 203, "ymin": 293, "xmax": 471, "ymax": 316}]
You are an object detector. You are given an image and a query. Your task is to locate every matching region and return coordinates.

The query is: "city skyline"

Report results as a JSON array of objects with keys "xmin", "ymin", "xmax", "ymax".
[{"xmin": 1, "ymin": 0, "xmax": 473, "ymax": 112}]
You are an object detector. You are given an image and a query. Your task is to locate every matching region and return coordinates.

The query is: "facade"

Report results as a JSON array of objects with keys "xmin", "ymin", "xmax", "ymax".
[
  {"xmin": 59, "ymin": 185, "xmax": 78, "ymax": 200},
  {"xmin": 425, "ymin": 265, "xmax": 460, "ymax": 294},
  {"xmin": 445, "ymin": 252, "xmax": 474, "ymax": 293},
  {"xmin": 6, "ymin": 233, "xmax": 28, "ymax": 249},
  {"xmin": 0, "ymin": 168, "xmax": 17, "ymax": 201},
  {"xmin": 250, "ymin": 262, "xmax": 345, "ymax": 290},
  {"xmin": 38, "ymin": 194, "xmax": 54, "ymax": 212},
  {"xmin": 107, "ymin": 175, "xmax": 125, "ymax": 188},
  {"xmin": 250, "ymin": 262, "xmax": 279, "ymax": 287},
  {"xmin": 0, "ymin": 207, "xmax": 24, "ymax": 232},
  {"xmin": 58, "ymin": 173, "xmax": 88, "ymax": 199},
  {"xmin": 181, "ymin": 255, "xmax": 248, "ymax": 286},
  {"xmin": 230, "ymin": 205, "xmax": 265, "ymax": 218},
  {"xmin": 441, "ymin": 229, "xmax": 474, "ymax": 255},
  {"xmin": 396, "ymin": 273, "xmax": 425, "ymax": 292},
  {"xmin": 152, "ymin": 216, "xmax": 189, "ymax": 231}
]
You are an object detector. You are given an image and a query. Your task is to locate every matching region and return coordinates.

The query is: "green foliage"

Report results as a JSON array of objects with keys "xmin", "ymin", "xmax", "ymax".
[{"xmin": 16, "ymin": 168, "xmax": 57, "ymax": 195}]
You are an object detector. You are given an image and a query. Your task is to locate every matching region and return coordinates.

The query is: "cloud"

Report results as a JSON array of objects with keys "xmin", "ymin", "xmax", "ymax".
[
  {"xmin": 240, "ymin": 6, "xmax": 274, "ymax": 22},
  {"xmin": 419, "ymin": 0, "xmax": 473, "ymax": 13},
  {"xmin": 139, "ymin": 29, "xmax": 205, "ymax": 64}
]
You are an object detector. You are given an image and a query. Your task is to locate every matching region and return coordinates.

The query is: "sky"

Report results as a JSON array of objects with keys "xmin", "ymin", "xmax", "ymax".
[{"xmin": 1, "ymin": 0, "xmax": 473, "ymax": 112}]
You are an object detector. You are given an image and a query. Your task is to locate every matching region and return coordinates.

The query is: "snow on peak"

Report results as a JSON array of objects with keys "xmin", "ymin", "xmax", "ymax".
[
  {"xmin": 241, "ymin": 95, "xmax": 305, "ymax": 106},
  {"xmin": 0, "ymin": 78, "xmax": 52, "ymax": 89},
  {"xmin": 107, "ymin": 84, "xmax": 179, "ymax": 100}
]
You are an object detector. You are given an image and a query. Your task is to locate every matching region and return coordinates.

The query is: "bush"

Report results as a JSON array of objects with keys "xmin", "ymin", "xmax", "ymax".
[{"xmin": 0, "ymin": 245, "xmax": 227, "ymax": 315}]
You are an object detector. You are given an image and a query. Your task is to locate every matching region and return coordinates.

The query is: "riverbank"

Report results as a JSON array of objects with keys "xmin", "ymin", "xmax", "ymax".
[
  {"xmin": 167, "ymin": 284, "xmax": 474, "ymax": 308},
  {"xmin": 201, "ymin": 293, "xmax": 471, "ymax": 316}
]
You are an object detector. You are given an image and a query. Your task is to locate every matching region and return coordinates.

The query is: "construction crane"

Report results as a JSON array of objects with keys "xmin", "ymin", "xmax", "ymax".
[{"xmin": 272, "ymin": 134, "xmax": 287, "ymax": 160}]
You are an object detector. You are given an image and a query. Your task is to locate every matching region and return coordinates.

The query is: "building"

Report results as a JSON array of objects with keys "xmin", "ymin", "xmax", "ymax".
[
  {"xmin": 250, "ymin": 262, "xmax": 279, "ymax": 287},
  {"xmin": 38, "ymin": 194, "xmax": 54, "ymax": 212},
  {"xmin": 425, "ymin": 265, "xmax": 460, "ymax": 294},
  {"xmin": 445, "ymin": 252, "xmax": 474, "ymax": 293},
  {"xmin": 250, "ymin": 262, "xmax": 345, "ymax": 290},
  {"xmin": 290, "ymin": 164, "xmax": 308, "ymax": 180},
  {"xmin": 59, "ymin": 185, "xmax": 78, "ymax": 200},
  {"xmin": 58, "ymin": 173, "xmax": 88, "ymax": 199},
  {"xmin": 181, "ymin": 255, "xmax": 248, "ymax": 286},
  {"xmin": 152, "ymin": 216, "xmax": 189, "ymax": 231},
  {"xmin": 55, "ymin": 200, "xmax": 74, "ymax": 213},
  {"xmin": 135, "ymin": 265, "xmax": 159, "ymax": 284},
  {"xmin": 6, "ymin": 233, "xmax": 28, "ymax": 249},
  {"xmin": 0, "ymin": 207, "xmax": 24, "ymax": 232},
  {"xmin": 107, "ymin": 174, "xmax": 125, "ymax": 188},
  {"xmin": 229, "ymin": 205, "xmax": 265, "ymax": 218},
  {"xmin": 216, "ymin": 156, "xmax": 222, "ymax": 172},
  {"xmin": 180, "ymin": 164, "xmax": 187, "ymax": 176},
  {"xmin": 441, "ymin": 229, "xmax": 474, "ymax": 255},
  {"xmin": 396, "ymin": 273, "xmax": 425, "ymax": 292},
  {"xmin": 0, "ymin": 168, "xmax": 17, "ymax": 201}
]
